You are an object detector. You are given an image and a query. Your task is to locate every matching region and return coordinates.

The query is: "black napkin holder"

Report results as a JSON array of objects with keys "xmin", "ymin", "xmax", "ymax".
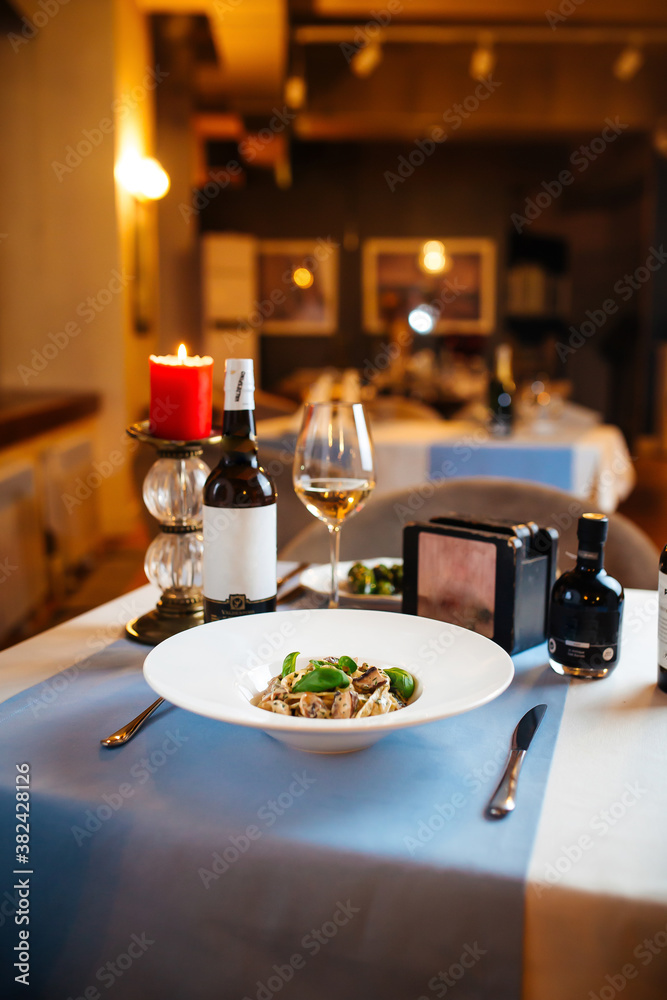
[{"xmin": 402, "ymin": 515, "xmax": 558, "ymax": 654}]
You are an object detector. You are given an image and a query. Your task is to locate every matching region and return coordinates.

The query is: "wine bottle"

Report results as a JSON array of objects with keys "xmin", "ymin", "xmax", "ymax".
[
  {"xmin": 658, "ymin": 544, "xmax": 667, "ymax": 692},
  {"xmin": 547, "ymin": 513, "xmax": 624, "ymax": 679},
  {"xmin": 488, "ymin": 343, "xmax": 515, "ymax": 436},
  {"xmin": 202, "ymin": 359, "xmax": 277, "ymax": 622}
]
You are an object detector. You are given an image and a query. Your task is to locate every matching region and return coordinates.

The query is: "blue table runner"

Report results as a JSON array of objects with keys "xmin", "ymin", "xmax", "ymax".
[{"xmin": 0, "ymin": 629, "xmax": 568, "ymax": 1000}]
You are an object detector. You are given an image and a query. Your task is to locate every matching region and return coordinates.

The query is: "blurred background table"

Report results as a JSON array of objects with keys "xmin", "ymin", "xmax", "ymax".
[{"xmin": 259, "ymin": 402, "xmax": 635, "ymax": 513}]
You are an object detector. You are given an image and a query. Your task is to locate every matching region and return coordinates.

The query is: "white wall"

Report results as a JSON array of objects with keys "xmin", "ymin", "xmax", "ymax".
[{"xmin": 0, "ymin": 0, "xmax": 159, "ymax": 535}]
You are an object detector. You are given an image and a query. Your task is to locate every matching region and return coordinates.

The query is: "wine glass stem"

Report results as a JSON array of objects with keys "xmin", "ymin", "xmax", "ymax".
[{"xmin": 328, "ymin": 524, "xmax": 341, "ymax": 609}]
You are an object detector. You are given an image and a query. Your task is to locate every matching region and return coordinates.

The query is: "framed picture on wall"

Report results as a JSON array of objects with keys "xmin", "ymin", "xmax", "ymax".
[
  {"xmin": 258, "ymin": 239, "xmax": 339, "ymax": 335},
  {"xmin": 362, "ymin": 238, "xmax": 496, "ymax": 334}
]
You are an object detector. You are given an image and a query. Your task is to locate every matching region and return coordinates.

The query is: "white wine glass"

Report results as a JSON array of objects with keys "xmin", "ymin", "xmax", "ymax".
[{"xmin": 293, "ymin": 402, "xmax": 376, "ymax": 608}]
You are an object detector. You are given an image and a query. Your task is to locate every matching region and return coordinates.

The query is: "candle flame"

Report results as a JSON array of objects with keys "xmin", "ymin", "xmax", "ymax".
[{"xmin": 177, "ymin": 343, "xmax": 187, "ymax": 363}]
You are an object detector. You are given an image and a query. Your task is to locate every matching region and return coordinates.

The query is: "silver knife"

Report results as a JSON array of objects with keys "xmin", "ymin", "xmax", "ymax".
[{"xmin": 486, "ymin": 704, "xmax": 547, "ymax": 819}]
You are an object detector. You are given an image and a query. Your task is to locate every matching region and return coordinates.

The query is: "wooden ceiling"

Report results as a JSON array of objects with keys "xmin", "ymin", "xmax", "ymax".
[
  {"xmin": 303, "ymin": 0, "xmax": 667, "ymax": 24},
  {"xmin": 139, "ymin": 0, "xmax": 667, "ymax": 138}
]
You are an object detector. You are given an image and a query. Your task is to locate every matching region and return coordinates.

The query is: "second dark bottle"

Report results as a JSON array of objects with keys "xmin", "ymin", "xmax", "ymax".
[{"xmin": 547, "ymin": 513, "xmax": 624, "ymax": 679}]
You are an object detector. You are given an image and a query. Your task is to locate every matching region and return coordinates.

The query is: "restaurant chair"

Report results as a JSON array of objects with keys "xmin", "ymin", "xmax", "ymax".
[{"xmin": 280, "ymin": 477, "xmax": 658, "ymax": 590}]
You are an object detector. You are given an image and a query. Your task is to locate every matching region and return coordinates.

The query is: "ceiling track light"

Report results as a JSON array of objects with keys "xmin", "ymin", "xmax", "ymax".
[
  {"xmin": 469, "ymin": 32, "xmax": 496, "ymax": 82},
  {"xmin": 351, "ymin": 39, "xmax": 383, "ymax": 79},
  {"xmin": 285, "ymin": 74, "xmax": 307, "ymax": 109},
  {"xmin": 613, "ymin": 38, "xmax": 644, "ymax": 81}
]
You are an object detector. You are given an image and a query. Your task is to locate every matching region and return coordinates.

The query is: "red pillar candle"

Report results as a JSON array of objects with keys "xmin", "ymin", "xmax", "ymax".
[{"xmin": 149, "ymin": 344, "xmax": 213, "ymax": 440}]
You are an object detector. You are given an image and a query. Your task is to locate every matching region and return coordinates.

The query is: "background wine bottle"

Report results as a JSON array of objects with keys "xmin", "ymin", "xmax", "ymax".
[
  {"xmin": 548, "ymin": 513, "xmax": 624, "ymax": 679},
  {"xmin": 488, "ymin": 343, "xmax": 515, "ymax": 437},
  {"xmin": 202, "ymin": 359, "xmax": 277, "ymax": 621},
  {"xmin": 658, "ymin": 544, "xmax": 667, "ymax": 692}
]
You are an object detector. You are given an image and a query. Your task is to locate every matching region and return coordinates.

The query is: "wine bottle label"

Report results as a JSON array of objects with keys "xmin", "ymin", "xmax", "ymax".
[
  {"xmin": 658, "ymin": 571, "xmax": 667, "ymax": 672},
  {"xmin": 224, "ymin": 359, "xmax": 255, "ymax": 411},
  {"xmin": 548, "ymin": 604, "xmax": 621, "ymax": 669},
  {"xmin": 202, "ymin": 504, "xmax": 276, "ymax": 619}
]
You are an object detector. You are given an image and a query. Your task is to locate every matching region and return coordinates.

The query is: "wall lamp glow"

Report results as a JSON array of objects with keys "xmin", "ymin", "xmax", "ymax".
[
  {"xmin": 115, "ymin": 154, "xmax": 170, "ymax": 201},
  {"xmin": 115, "ymin": 154, "xmax": 170, "ymax": 333},
  {"xmin": 613, "ymin": 37, "xmax": 644, "ymax": 81},
  {"xmin": 351, "ymin": 40, "xmax": 383, "ymax": 78},
  {"xmin": 470, "ymin": 33, "xmax": 496, "ymax": 81}
]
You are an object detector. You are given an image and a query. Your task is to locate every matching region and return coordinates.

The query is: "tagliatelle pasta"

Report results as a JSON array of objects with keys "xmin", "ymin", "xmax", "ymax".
[{"xmin": 255, "ymin": 655, "xmax": 415, "ymax": 720}]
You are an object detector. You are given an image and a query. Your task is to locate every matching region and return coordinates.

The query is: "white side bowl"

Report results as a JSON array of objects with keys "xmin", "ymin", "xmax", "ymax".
[
  {"xmin": 300, "ymin": 557, "xmax": 402, "ymax": 608},
  {"xmin": 144, "ymin": 609, "xmax": 514, "ymax": 753}
]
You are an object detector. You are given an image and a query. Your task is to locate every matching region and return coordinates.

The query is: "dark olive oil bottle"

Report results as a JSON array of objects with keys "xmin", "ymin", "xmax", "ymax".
[{"xmin": 548, "ymin": 513, "xmax": 624, "ymax": 679}]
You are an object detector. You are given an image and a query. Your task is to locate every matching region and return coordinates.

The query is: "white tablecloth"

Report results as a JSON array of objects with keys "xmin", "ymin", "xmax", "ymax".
[
  {"xmin": 0, "ymin": 578, "xmax": 665, "ymax": 999},
  {"xmin": 259, "ymin": 410, "xmax": 635, "ymax": 513}
]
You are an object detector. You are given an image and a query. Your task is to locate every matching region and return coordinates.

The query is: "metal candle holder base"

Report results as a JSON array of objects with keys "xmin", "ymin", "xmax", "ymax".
[{"xmin": 125, "ymin": 421, "xmax": 221, "ymax": 646}]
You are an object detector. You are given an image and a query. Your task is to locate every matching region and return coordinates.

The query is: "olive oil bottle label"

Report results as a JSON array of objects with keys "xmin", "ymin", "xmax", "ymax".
[
  {"xmin": 658, "ymin": 571, "xmax": 667, "ymax": 673},
  {"xmin": 548, "ymin": 605, "xmax": 621, "ymax": 669},
  {"xmin": 203, "ymin": 504, "xmax": 276, "ymax": 619}
]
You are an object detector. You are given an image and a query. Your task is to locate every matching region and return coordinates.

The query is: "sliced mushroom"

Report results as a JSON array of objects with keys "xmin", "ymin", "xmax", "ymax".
[
  {"xmin": 353, "ymin": 666, "xmax": 386, "ymax": 693},
  {"xmin": 299, "ymin": 692, "xmax": 329, "ymax": 718},
  {"xmin": 267, "ymin": 677, "xmax": 289, "ymax": 699},
  {"xmin": 331, "ymin": 688, "xmax": 359, "ymax": 719}
]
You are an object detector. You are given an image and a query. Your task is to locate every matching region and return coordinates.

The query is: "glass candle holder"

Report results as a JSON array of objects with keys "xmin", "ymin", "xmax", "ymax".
[{"xmin": 125, "ymin": 421, "xmax": 221, "ymax": 645}]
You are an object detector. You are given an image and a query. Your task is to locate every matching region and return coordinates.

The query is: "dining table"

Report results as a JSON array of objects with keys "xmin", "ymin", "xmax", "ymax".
[{"xmin": 0, "ymin": 568, "xmax": 665, "ymax": 1000}]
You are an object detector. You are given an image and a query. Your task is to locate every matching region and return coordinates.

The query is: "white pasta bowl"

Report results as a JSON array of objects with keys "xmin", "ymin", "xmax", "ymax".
[{"xmin": 143, "ymin": 609, "xmax": 514, "ymax": 753}]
